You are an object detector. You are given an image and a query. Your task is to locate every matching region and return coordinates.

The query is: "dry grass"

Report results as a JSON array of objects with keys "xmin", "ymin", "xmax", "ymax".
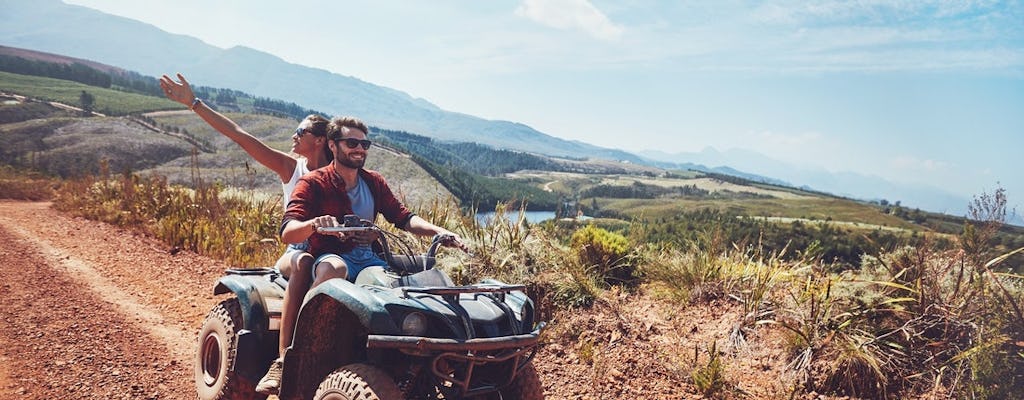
[
  {"xmin": 0, "ymin": 165, "xmax": 58, "ymax": 200},
  {"xmin": 52, "ymin": 160, "xmax": 282, "ymax": 267}
]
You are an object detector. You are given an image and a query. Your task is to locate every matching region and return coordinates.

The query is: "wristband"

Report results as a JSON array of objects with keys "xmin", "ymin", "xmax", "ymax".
[{"xmin": 190, "ymin": 97, "xmax": 202, "ymax": 111}]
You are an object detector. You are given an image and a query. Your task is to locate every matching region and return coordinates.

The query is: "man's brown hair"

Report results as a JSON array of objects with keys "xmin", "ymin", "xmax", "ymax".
[{"xmin": 327, "ymin": 116, "xmax": 369, "ymax": 140}]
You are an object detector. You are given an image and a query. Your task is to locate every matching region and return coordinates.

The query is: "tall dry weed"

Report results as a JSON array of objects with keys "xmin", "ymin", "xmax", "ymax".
[
  {"xmin": 0, "ymin": 165, "xmax": 57, "ymax": 200},
  {"xmin": 53, "ymin": 160, "xmax": 281, "ymax": 267}
]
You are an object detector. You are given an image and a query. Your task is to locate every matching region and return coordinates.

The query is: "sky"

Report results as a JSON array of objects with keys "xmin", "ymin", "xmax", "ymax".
[{"xmin": 64, "ymin": 0, "xmax": 1024, "ymax": 214}]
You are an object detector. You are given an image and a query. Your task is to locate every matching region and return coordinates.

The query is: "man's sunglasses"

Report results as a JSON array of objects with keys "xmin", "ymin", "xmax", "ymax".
[
  {"xmin": 294, "ymin": 127, "xmax": 313, "ymax": 137},
  {"xmin": 336, "ymin": 138, "xmax": 372, "ymax": 150}
]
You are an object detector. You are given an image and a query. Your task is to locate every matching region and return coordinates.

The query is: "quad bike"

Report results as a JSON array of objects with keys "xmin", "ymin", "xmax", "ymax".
[{"xmin": 195, "ymin": 215, "xmax": 545, "ymax": 400}]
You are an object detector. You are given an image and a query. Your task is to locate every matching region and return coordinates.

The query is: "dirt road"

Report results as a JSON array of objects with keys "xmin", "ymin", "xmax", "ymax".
[{"xmin": 0, "ymin": 201, "xmax": 224, "ymax": 399}]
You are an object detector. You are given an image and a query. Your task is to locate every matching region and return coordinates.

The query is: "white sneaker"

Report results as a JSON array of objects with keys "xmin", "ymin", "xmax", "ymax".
[{"xmin": 255, "ymin": 357, "xmax": 283, "ymax": 395}]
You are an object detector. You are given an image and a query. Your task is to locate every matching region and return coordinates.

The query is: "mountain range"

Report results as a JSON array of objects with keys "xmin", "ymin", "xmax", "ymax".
[
  {"xmin": 0, "ymin": 0, "xmax": 996, "ymax": 222},
  {"xmin": 640, "ymin": 148, "xmax": 974, "ymax": 217}
]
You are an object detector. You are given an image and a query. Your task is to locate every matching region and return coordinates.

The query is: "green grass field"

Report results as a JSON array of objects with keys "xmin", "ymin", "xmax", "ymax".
[
  {"xmin": 507, "ymin": 170, "xmax": 924, "ymax": 231},
  {"xmin": 597, "ymin": 196, "xmax": 919, "ymax": 228},
  {"xmin": 0, "ymin": 71, "xmax": 182, "ymax": 115}
]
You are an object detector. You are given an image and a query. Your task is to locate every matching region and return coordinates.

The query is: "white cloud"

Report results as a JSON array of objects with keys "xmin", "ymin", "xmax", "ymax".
[{"xmin": 515, "ymin": 0, "xmax": 624, "ymax": 41}]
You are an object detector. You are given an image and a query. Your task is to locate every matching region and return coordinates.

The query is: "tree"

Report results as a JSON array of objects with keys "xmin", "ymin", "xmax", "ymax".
[{"xmin": 79, "ymin": 90, "xmax": 95, "ymax": 116}]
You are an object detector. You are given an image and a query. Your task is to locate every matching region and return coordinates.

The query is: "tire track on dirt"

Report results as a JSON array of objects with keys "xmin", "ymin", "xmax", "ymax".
[
  {"xmin": 1, "ymin": 223, "xmax": 194, "ymax": 361},
  {"xmin": 0, "ymin": 201, "xmax": 232, "ymax": 399},
  {"xmin": 0, "ymin": 226, "xmax": 190, "ymax": 398}
]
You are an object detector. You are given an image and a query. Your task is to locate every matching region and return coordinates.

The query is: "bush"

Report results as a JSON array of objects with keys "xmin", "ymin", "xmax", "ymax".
[{"xmin": 570, "ymin": 225, "xmax": 635, "ymax": 284}]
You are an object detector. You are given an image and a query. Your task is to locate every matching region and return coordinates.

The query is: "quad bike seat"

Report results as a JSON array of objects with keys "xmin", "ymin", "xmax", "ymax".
[{"xmin": 355, "ymin": 266, "xmax": 454, "ymax": 288}]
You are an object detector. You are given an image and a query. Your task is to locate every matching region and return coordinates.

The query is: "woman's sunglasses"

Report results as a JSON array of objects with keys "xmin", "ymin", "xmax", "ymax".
[
  {"xmin": 294, "ymin": 127, "xmax": 313, "ymax": 137},
  {"xmin": 336, "ymin": 138, "xmax": 372, "ymax": 150}
]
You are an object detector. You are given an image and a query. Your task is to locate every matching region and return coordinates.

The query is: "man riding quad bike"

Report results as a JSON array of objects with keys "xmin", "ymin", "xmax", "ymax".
[{"xmin": 194, "ymin": 215, "xmax": 545, "ymax": 399}]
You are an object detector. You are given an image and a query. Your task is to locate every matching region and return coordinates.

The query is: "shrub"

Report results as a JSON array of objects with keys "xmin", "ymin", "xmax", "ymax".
[{"xmin": 570, "ymin": 224, "xmax": 635, "ymax": 284}]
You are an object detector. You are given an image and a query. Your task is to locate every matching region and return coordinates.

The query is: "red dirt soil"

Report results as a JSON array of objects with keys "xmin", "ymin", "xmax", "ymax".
[{"xmin": 0, "ymin": 201, "xmax": 840, "ymax": 399}]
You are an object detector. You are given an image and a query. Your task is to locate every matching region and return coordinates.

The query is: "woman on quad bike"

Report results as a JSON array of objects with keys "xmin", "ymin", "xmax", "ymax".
[{"xmin": 159, "ymin": 72, "xmax": 333, "ymax": 391}]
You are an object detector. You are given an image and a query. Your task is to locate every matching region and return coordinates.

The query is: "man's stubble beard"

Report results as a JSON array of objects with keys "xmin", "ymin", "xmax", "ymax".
[{"xmin": 338, "ymin": 155, "xmax": 366, "ymax": 169}]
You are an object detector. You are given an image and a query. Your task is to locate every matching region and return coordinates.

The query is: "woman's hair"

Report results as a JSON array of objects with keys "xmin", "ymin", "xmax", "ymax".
[
  {"xmin": 327, "ymin": 116, "xmax": 369, "ymax": 141},
  {"xmin": 303, "ymin": 114, "xmax": 333, "ymax": 162},
  {"xmin": 304, "ymin": 114, "xmax": 330, "ymax": 137}
]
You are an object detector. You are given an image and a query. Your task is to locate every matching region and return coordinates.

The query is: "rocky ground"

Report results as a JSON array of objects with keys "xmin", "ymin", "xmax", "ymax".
[{"xmin": 0, "ymin": 201, "xmax": 833, "ymax": 399}]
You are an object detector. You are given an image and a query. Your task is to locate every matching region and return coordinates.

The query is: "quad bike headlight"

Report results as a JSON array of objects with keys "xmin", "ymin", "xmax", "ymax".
[{"xmin": 401, "ymin": 312, "xmax": 428, "ymax": 336}]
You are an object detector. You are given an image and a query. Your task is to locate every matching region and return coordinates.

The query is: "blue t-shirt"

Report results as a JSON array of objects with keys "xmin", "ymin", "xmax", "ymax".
[
  {"xmin": 348, "ymin": 175, "xmax": 377, "ymax": 253},
  {"xmin": 348, "ymin": 175, "xmax": 375, "ymax": 221}
]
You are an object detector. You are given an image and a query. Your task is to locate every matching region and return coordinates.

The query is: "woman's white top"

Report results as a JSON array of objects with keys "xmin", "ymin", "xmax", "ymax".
[{"xmin": 281, "ymin": 157, "xmax": 310, "ymax": 211}]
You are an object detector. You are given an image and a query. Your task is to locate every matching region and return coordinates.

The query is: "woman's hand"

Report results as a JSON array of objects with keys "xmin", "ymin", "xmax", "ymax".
[{"xmin": 158, "ymin": 73, "xmax": 196, "ymax": 106}]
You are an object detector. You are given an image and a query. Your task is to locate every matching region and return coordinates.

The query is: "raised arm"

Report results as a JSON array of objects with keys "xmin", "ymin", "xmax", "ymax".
[{"xmin": 159, "ymin": 73, "xmax": 296, "ymax": 183}]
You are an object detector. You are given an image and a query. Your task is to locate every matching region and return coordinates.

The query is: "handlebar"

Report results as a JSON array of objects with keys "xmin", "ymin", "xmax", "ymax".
[
  {"xmin": 311, "ymin": 215, "xmax": 465, "ymax": 265},
  {"xmin": 427, "ymin": 234, "xmax": 457, "ymax": 257},
  {"xmin": 316, "ymin": 226, "xmax": 377, "ymax": 234}
]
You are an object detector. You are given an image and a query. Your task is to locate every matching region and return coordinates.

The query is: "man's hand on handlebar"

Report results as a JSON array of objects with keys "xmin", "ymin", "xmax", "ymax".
[
  {"xmin": 311, "ymin": 215, "xmax": 378, "ymax": 245},
  {"xmin": 435, "ymin": 231, "xmax": 469, "ymax": 253}
]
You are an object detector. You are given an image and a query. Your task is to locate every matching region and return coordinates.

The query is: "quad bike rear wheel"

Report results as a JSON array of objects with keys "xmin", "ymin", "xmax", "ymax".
[
  {"xmin": 195, "ymin": 298, "xmax": 266, "ymax": 400},
  {"xmin": 313, "ymin": 363, "xmax": 402, "ymax": 400}
]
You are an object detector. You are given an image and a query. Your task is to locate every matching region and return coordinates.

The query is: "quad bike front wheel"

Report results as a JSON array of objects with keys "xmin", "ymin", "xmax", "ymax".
[
  {"xmin": 473, "ymin": 362, "xmax": 544, "ymax": 400},
  {"xmin": 498, "ymin": 362, "xmax": 544, "ymax": 399},
  {"xmin": 313, "ymin": 363, "xmax": 402, "ymax": 400},
  {"xmin": 195, "ymin": 298, "xmax": 266, "ymax": 400}
]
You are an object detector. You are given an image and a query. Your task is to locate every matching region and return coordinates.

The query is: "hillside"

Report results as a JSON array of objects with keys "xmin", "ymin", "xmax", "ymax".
[
  {"xmin": 4, "ymin": 65, "xmax": 1022, "ymax": 269},
  {"xmin": 0, "ymin": 44, "xmax": 127, "ymax": 75},
  {"xmin": 0, "ymin": 71, "xmax": 179, "ymax": 115},
  {"xmin": 3, "ymin": 5, "xmax": 1007, "ymax": 222}
]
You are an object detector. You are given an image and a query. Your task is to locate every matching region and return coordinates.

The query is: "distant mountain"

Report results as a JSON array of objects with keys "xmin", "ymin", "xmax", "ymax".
[
  {"xmin": 637, "ymin": 150, "xmax": 790, "ymax": 187},
  {"xmin": 0, "ymin": 45, "xmax": 126, "ymax": 75},
  {"xmin": 640, "ymin": 147, "xmax": 976, "ymax": 218},
  {"xmin": 0, "ymin": 0, "xmax": 641, "ymax": 163}
]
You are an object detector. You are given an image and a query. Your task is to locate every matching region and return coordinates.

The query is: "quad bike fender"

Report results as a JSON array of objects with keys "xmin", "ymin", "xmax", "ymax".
[
  {"xmin": 212, "ymin": 274, "xmax": 284, "ymax": 381},
  {"xmin": 300, "ymin": 277, "xmax": 401, "ymax": 334},
  {"xmin": 213, "ymin": 274, "xmax": 284, "ymax": 332},
  {"xmin": 279, "ymin": 278, "xmax": 398, "ymax": 400}
]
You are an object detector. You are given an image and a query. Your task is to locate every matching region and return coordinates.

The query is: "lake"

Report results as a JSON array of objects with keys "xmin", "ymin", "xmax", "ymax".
[
  {"xmin": 474, "ymin": 211, "xmax": 592, "ymax": 225},
  {"xmin": 474, "ymin": 210, "xmax": 557, "ymax": 225}
]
